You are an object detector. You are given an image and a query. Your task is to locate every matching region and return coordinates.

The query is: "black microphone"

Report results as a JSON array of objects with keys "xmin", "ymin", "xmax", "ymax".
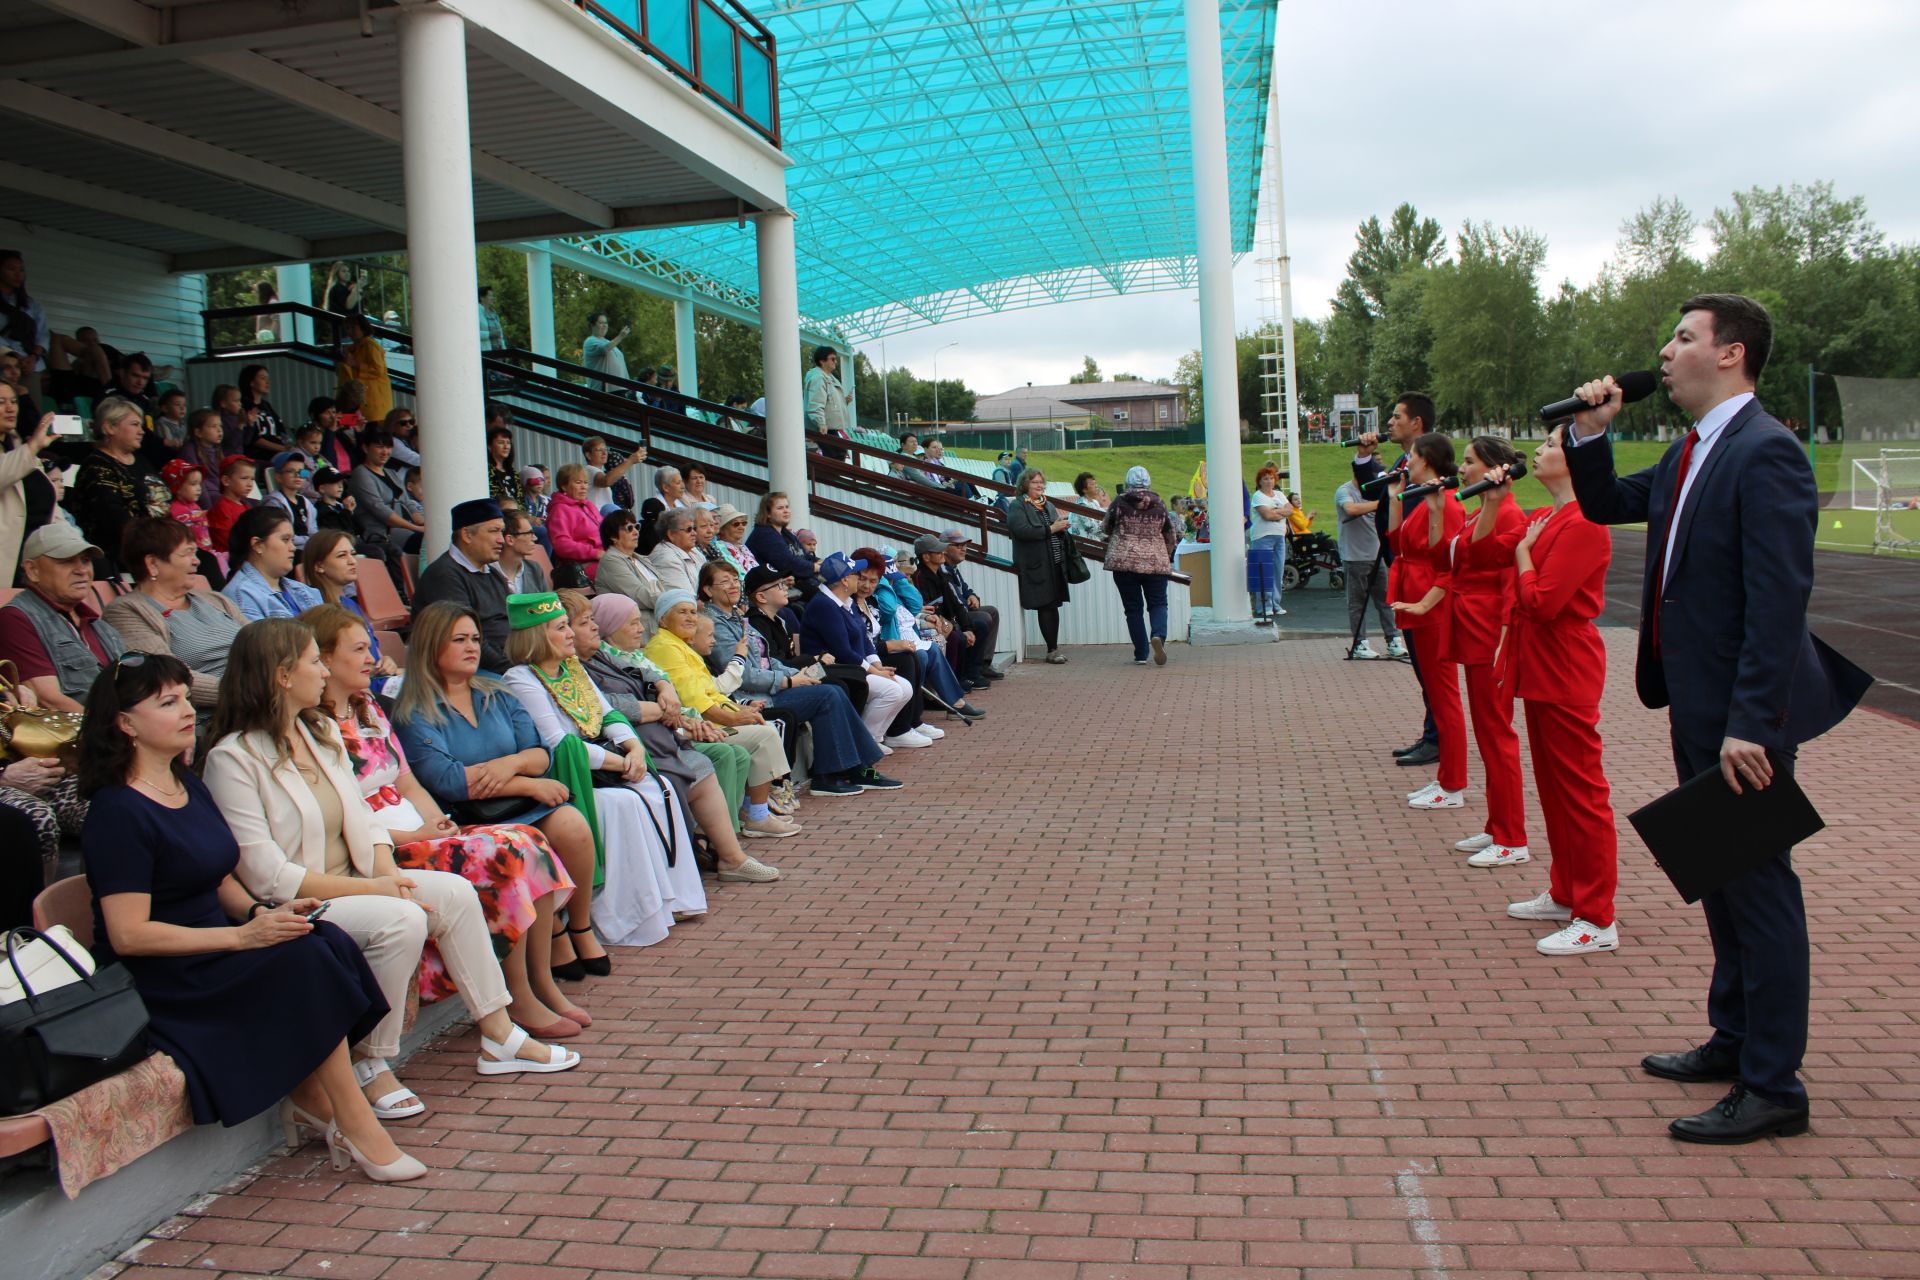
[
  {"xmin": 1458, "ymin": 460, "xmax": 1528, "ymax": 500},
  {"xmin": 1340, "ymin": 437, "xmax": 1367, "ymax": 448},
  {"xmin": 1539, "ymin": 369, "xmax": 1658, "ymax": 424},
  {"xmin": 1401, "ymin": 476, "xmax": 1460, "ymax": 500}
]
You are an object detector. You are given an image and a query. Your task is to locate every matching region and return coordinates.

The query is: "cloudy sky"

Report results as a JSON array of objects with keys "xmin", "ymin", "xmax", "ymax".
[{"xmin": 870, "ymin": 0, "xmax": 1920, "ymax": 401}]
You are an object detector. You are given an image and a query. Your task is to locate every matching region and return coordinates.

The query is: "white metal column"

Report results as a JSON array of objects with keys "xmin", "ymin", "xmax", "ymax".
[
  {"xmin": 525, "ymin": 246, "xmax": 555, "ymax": 360},
  {"xmin": 1268, "ymin": 84, "xmax": 1302, "ymax": 489},
  {"xmin": 755, "ymin": 210, "xmax": 808, "ymax": 526},
  {"xmin": 1185, "ymin": 0, "xmax": 1248, "ymax": 622},
  {"xmin": 275, "ymin": 263, "xmax": 313, "ymax": 345},
  {"xmin": 399, "ymin": 5, "xmax": 488, "ymax": 558},
  {"xmin": 673, "ymin": 297, "xmax": 699, "ymax": 400}
]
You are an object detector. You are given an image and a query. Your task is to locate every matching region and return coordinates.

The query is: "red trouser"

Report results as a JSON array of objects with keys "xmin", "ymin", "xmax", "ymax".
[
  {"xmin": 1523, "ymin": 699, "xmax": 1618, "ymax": 926},
  {"xmin": 1463, "ymin": 663, "xmax": 1528, "ymax": 847},
  {"xmin": 1416, "ymin": 651, "xmax": 1468, "ymax": 793}
]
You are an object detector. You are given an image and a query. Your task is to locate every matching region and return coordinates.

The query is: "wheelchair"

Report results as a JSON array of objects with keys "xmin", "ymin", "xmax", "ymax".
[{"xmin": 1283, "ymin": 529, "xmax": 1343, "ymax": 591}]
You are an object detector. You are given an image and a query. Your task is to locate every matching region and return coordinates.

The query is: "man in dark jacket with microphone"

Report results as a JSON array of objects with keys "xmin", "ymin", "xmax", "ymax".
[
  {"xmin": 1563, "ymin": 293, "xmax": 1868, "ymax": 1145},
  {"xmin": 1353, "ymin": 393, "xmax": 1438, "ymax": 764}
]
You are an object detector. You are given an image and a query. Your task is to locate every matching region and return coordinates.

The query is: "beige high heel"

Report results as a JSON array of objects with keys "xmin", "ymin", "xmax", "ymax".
[
  {"xmin": 325, "ymin": 1123, "xmax": 428, "ymax": 1183},
  {"xmin": 279, "ymin": 1099, "xmax": 330, "ymax": 1152}
]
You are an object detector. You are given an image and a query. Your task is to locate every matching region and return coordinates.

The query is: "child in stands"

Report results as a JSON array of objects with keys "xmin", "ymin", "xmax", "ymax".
[
  {"xmin": 313, "ymin": 466, "xmax": 356, "ymax": 534},
  {"xmin": 162, "ymin": 460, "xmax": 212, "ymax": 553},
  {"xmin": 208, "ymin": 455, "xmax": 256, "ymax": 553},
  {"xmin": 154, "ymin": 388, "xmax": 189, "ymax": 454}
]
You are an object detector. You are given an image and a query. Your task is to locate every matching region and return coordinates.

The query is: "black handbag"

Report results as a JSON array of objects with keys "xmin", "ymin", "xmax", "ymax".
[
  {"xmin": 0, "ymin": 928, "xmax": 151, "ymax": 1113},
  {"xmin": 446, "ymin": 796, "xmax": 537, "ymax": 826},
  {"xmin": 1061, "ymin": 534, "xmax": 1091, "ymax": 585}
]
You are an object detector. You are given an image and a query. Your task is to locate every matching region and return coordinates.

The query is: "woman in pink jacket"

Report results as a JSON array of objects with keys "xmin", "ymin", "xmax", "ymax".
[{"xmin": 546, "ymin": 463, "xmax": 604, "ymax": 587}]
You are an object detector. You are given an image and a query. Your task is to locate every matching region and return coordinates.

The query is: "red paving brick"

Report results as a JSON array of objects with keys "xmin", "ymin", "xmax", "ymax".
[{"xmin": 110, "ymin": 628, "xmax": 1920, "ymax": 1278}]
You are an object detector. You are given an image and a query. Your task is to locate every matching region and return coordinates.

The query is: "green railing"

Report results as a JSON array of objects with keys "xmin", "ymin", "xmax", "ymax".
[{"xmin": 578, "ymin": 0, "xmax": 778, "ymax": 145}]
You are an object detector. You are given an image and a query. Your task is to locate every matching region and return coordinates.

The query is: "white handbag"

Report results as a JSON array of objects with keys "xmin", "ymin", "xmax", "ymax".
[{"xmin": 0, "ymin": 925, "xmax": 97, "ymax": 1005}]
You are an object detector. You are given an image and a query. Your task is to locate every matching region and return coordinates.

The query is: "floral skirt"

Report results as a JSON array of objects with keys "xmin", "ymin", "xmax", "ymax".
[{"xmin": 395, "ymin": 823, "xmax": 573, "ymax": 1003}]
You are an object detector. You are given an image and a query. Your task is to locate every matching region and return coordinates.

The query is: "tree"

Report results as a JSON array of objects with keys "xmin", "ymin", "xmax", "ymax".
[
  {"xmin": 1345, "ymin": 203, "xmax": 1447, "ymax": 316},
  {"xmin": 1364, "ymin": 267, "xmax": 1435, "ymax": 407},
  {"xmin": 1424, "ymin": 223, "xmax": 1548, "ymax": 427},
  {"xmin": 1068, "ymin": 355, "xmax": 1103, "ymax": 384}
]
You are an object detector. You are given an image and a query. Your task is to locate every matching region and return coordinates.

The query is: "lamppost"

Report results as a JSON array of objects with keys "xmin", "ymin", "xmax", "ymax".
[{"xmin": 931, "ymin": 341, "xmax": 959, "ymax": 433}]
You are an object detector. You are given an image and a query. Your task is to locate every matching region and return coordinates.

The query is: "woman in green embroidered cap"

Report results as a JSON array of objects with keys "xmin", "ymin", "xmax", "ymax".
[{"xmin": 499, "ymin": 591, "xmax": 702, "ymax": 948}]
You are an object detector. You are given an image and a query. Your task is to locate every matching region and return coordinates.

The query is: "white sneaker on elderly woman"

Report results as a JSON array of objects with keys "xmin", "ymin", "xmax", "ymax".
[{"xmin": 884, "ymin": 730, "xmax": 933, "ymax": 749}]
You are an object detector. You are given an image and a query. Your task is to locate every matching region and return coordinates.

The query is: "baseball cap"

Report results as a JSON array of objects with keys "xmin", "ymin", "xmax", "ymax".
[{"xmin": 22, "ymin": 523, "xmax": 99, "ymax": 561}]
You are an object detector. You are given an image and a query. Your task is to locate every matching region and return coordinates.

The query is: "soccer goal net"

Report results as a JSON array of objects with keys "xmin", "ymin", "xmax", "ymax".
[{"xmin": 1848, "ymin": 449, "xmax": 1920, "ymax": 552}]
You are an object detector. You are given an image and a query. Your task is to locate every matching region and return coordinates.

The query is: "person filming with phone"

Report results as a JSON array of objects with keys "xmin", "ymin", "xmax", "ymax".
[{"xmin": 1560, "ymin": 293, "xmax": 1868, "ymax": 1145}]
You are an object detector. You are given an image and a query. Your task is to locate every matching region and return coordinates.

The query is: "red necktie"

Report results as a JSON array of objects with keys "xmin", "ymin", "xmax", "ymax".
[{"xmin": 1648, "ymin": 428, "xmax": 1699, "ymax": 647}]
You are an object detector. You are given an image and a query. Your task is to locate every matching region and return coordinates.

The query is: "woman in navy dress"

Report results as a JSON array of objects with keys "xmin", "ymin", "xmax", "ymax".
[{"xmin": 79, "ymin": 652, "xmax": 426, "ymax": 1182}]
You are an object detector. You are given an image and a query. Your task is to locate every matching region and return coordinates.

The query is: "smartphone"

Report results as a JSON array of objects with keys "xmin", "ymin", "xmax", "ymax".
[
  {"xmin": 50, "ymin": 414, "xmax": 85, "ymax": 438},
  {"xmin": 305, "ymin": 901, "xmax": 332, "ymax": 923}
]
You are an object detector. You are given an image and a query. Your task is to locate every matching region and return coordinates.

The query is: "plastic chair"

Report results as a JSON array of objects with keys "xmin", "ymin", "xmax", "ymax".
[
  {"xmin": 375, "ymin": 629, "xmax": 407, "ymax": 667},
  {"xmin": 354, "ymin": 557, "xmax": 409, "ymax": 630},
  {"xmin": 31, "ymin": 875, "xmax": 94, "ymax": 950}
]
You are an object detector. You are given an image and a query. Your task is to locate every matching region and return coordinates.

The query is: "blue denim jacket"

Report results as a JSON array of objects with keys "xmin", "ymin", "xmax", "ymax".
[{"xmin": 223, "ymin": 561, "xmax": 325, "ymax": 622}]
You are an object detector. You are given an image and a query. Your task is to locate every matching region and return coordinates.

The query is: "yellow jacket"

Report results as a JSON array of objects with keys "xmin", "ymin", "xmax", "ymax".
[
  {"xmin": 337, "ymin": 337, "xmax": 393, "ymax": 422},
  {"xmin": 644, "ymin": 628, "xmax": 729, "ymax": 714}
]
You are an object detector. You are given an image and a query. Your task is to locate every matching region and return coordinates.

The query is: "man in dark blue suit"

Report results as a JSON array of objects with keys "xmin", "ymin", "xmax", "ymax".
[{"xmin": 1564, "ymin": 293, "xmax": 1868, "ymax": 1145}]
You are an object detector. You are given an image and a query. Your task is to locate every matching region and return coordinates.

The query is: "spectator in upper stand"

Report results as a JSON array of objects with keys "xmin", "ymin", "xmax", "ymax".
[
  {"xmin": 803, "ymin": 346, "xmax": 852, "ymax": 439},
  {"xmin": 348, "ymin": 430, "xmax": 424, "ymax": 557},
  {"xmin": 107, "ymin": 352, "xmax": 157, "ymax": 424},
  {"xmin": 890, "ymin": 432, "xmax": 923, "ymax": 479},
  {"xmin": 746, "ymin": 491, "xmax": 821, "ymax": 600},
  {"xmin": 180, "ymin": 411, "xmax": 223, "ymax": 509},
  {"xmin": 0, "ymin": 386, "xmax": 55, "ymax": 586},
  {"xmin": 485, "ymin": 424, "xmax": 524, "ymax": 512},
  {"xmin": 221, "ymin": 505, "xmax": 323, "ymax": 622},
  {"xmin": 0, "ymin": 524, "xmax": 124, "ymax": 710},
  {"xmin": 1069, "ymin": 472, "xmax": 1110, "ymax": 537},
  {"xmin": 324, "ymin": 261, "xmax": 362, "ymax": 316},
  {"xmin": 71, "ymin": 396, "xmax": 171, "ymax": 573},
  {"xmin": 307, "ymin": 396, "xmax": 361, "ymax": 475},
  {"xmin": 382, "ymin": 407, "xmax": 420, "ymax": 470},
  {"xmin": 634, "ymin": 367, "xmax": 661, "ymax": 408},
  {"xmin": 45, "ymin": 325, "xmax": 112, "ymax": 405},
  {"xmin": 545, "ymin": 462, "xmax": 603, "ymax": 589},
  {"xmin": 495, "ymin": 507, "xmax": 550, "ymax": 596},
  {"xmin": 1007, "ymin": 447, "xmax": 1029, "ymax": 489},
  {"xmin": 478, "ymin": 285, "xmax": 507, "ymax": 353},
  {"xmin": 582, "ymin": 435, "xmax": 641, "ymax": 511},
  {"xmin": 207, "ymin": 455, "xmax": 257, "ymax": 555},
  {"xmin": 938, "ymin": 529, "xmax": 1002, "ymax": 688},
  {"xmin": 595, "ymin": 507, "xmax": 661, "ymax": 622},
  {"xmin": 101, "ymin": 517, "xmax": 247, "ymax": 722},
  {"xmin": 337, "ymin": 314, "xmax": 393, "ymax": 424},
  {"xmin": 414, "ymin": 500, "xmax": 516, "ymax": 672},
  {"xmin": 648, "ymin": 508, "xmax": 703, "ymax": 596},
  {"xmin": 582, "ymin": 313, "xmax": 630, "ymax": 388},
  {"xmin": 655, "ymin": 465, "xmax": 689, "ymax": 510},
  {"xmin": 0, "ymin": 251, "xmax": 49, "ymax": 391},
  {"xmin": 153, "ymin": 389, "xmax": 188, "ymax": 455},
  {"xmin": 265, "ymin": 450, "xmax": 320, "ymax": 550},
  {"xmin": 252, "ymin": 279, "xmax": 283, "ymax": 342},
  {"xmin": 723, "ymin": 394, "xmax": 758, "ymax": 435},
  {"xmin": 911, "ymin": 438, "xmax": 975, "ymax": 500},
  {"xmin": 213, "ymin": 383, "xmax": 250, "ymax": 456}
]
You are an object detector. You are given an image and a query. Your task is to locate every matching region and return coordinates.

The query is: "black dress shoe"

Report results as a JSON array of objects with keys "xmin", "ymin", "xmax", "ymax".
[
  {"xmin": 1392, "ymin": 740, "xmax": 1426, "ymax": 757},
  {"xmin": 1395, "ymin": 742, "xmax": 1440, "ymax": 766},
  {"xmin": 1642, "ymin": 1045, "xmax": 1740, "ymax": 1083},
  {"xmin": 1669, "ymin": 1085, "xmax": 1809, "ymax": 1145}
]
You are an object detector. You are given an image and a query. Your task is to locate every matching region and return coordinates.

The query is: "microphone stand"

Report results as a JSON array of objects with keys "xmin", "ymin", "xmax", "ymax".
[{"xmin": 1343, "ymin": 468, "xmax": 1411, "ymax": 665}]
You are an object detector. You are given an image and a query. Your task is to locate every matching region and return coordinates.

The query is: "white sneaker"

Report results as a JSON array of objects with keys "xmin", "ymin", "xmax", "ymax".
[
  {"xmin": 1537, "ymin": 918, "xmax": 1618, "ymax": 956},
  {"xmin": 1386, "ymin": 637, "xmax": 1409, "ymax": 658},
  {"xmin": 878, "ymin": 743, "xmax": 894, "ymax": 756},
  {"xmin": 915, "ymin": 724, "xmax": 945, "ymax": 740},
  {"xmin": 1409, "ymin": 787, "xmax": 1465, "ymax": 810},
  {"xmin": 1349, "ymin": 642, "xmax": 1378, "ymax": 660},
  {"xmin": 1507, "ymin": 890, "xmax": 1573, "ymax": 921},
  {"xmin": 884, "ymin": 730, "xmax": 933, "ymax": 749},
  {"xmin": 1467, "ymin": 843, "xmax": 1531, "ymax": 868},
  {"xmin": 1406, "ymin": 781, "xmax": 1444, "ymax": 803},
  {"xmin": 1454, "ymin": 832, "xmax": 1494, "ymax": 853}
]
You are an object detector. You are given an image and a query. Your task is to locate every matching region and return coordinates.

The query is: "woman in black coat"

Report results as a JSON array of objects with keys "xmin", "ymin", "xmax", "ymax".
[{"xmin": 1003, "ymin": 468, "xmax": 1072, "ymax": 663}]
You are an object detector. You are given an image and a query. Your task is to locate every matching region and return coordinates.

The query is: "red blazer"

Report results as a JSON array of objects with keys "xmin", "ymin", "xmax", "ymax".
[
  {"xmin": 1447, "ymin": 498, "xmax": 1526, "ymax": 666},
  {"xmin": 1498, "ymin": 504, "xmax": 1611, "ymax": 706},
  {"xmin": 545, "ymin": 493, "xmax": 604, "ymax": 580},
  {"xmin": 1388, "ymin": 493, "xmax": 1466, "ymax": 649}
]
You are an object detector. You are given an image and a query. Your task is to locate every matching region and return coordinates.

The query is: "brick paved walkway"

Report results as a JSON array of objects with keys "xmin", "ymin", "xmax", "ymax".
[{"xmin": 111, "ymin": 629, "xmax": 1920, "ymax": 1280}]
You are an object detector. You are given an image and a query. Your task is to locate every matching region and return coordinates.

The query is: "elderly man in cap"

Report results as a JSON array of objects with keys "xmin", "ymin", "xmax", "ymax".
[
  {"xmin": 0, "ymin": 524, "xmax": 125, "ymax": 711},
  {"xmin": 938, "ymin": 529, "xmax": 1001, "ymax": 689},
  {"xmin": 799, "ymin": 552, "xmax": 916, "ymax": 748},
  {"xmin": 413, "ymin": 499, "xmax": 515, "ymax": 672}
]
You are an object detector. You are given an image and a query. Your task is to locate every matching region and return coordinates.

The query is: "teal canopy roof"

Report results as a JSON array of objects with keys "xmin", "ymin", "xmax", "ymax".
[{"xmin": 588, "ymin": 0, "xmax": 1277, "ymax": 339}]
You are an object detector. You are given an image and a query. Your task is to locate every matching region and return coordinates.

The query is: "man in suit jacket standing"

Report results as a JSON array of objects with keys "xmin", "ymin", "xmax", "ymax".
[{"xmin": 1564, "ymin": 293, "xmax": 1868, "ymax": 1145}]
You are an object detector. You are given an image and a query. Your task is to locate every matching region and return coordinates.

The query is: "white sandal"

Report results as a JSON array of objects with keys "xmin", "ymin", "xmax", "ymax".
[
  {"xmin": 477, "ymin": 1025, "xmax": 582, "ymax": 1076},
  {"xmin": 352, "ymin": 1057, "xmax": 426, "ymax": 1119}
]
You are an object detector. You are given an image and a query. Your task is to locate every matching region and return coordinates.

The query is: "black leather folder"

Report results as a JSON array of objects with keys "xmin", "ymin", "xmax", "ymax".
[{"xmin": 1627, "ymin": 767, "xmax": 1825, "ymax": 904}]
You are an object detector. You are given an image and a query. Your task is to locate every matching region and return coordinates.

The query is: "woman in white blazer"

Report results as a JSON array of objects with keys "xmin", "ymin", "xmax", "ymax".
[{"xmin": 203, "ymin": 618, "xmax": 581, "ymax": 1121}]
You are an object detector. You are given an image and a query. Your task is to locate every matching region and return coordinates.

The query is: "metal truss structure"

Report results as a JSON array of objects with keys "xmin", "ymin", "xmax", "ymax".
[{"xmin": 567, "ymin": 0, "xmax": 1276, "ymax": 340}]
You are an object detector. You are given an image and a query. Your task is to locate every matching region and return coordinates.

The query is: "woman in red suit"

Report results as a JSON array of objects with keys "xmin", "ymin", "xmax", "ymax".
[
  {"xmin": 1387, "ymin": 433, "xmax": 1467, "ymax": 811},
  {"xmin": 1475, "ymin": 426, "xmax": 1619, "ymax": 956},
  {"xmin": 1450, "ymin": 437, "xmax": 1532, "ymax": 868}
]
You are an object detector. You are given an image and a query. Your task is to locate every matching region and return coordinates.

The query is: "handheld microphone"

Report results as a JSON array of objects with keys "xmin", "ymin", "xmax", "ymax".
[
  {"xmin": 1539, "ymin": 370, "xmax": 1658, "ymax": 424},
  {"xmin": 1458, "ymin": 460, "xmax": 1528, "ymax": 500},
  {"xmin": 1359, "ymin": 461, "xmax": 1409, "ymax": 495},
  {"xmin": 1341, "ymin": 437, "xmax": 1366, "ymax": 448},
  {"xmin": 1401, "ymin": 476, "xmax": 1460, "ymax": 500}
]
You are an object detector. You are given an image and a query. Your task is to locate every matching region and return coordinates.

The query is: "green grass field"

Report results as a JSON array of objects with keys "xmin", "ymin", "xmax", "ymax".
[{"xmin": 951, "ymin": 441, "xmax": 1920, "ymax": 557}]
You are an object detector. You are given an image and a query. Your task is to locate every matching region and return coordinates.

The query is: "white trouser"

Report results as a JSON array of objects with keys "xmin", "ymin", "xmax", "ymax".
[
  {"xmin": 861, "ymin": 669, "xmax": 913, "ymax": 741},
  {"xmin": 322, "ymin": 868, "xmax": 511, "ymax": 1058}
]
